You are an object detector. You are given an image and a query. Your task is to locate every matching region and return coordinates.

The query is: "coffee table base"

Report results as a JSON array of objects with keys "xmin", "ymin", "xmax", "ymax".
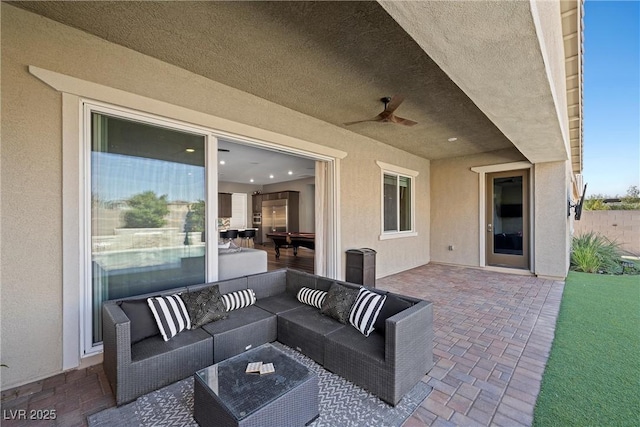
[{"xmin": 194, "ymin": 371, "xmax": 319, "ymax": 427}]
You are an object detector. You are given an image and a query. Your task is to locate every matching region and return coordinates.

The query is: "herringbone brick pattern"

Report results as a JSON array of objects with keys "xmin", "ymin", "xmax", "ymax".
[
  {"xmin": 378, "ymin": 263, "xmax": 564, "ymax": 427},
  {"xmin": 1, "ymin": 264, "xmax": 563, "ymax": 426}
]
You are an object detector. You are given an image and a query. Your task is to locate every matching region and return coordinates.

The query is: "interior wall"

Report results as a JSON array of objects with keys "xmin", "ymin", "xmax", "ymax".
[
  {"xmin": 430, "ymin": 148, "xmax": 527, "ymax": 266},
  {"xmin": 0, "ymin": 4, "xmax": 430, "ymax": 389},
  {"xmin": 263, "ymin": 177, "xmax": 316, "ymax": 232},
  {"xmin": 218, "ymin": 181, "xmax": 262, "ymax": 227}
]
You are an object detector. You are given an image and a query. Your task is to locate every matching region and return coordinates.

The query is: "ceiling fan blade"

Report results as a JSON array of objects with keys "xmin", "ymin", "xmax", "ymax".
[
  {"xmin": 343, "ymin": 116, "xmax": 383, "ymax": 126},
  {"xmin": 385, "ymin": 94, "xmax": 405, "ymax": 113},
  {"xmin": 390, "ymin": 115, "xmax": 418, "ymax": 126}
]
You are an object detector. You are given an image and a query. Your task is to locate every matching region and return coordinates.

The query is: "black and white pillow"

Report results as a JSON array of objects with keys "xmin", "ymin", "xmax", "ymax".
[
  {"xmin": 147, "ymin": 294, "xmax": 191, "ymax": 341},
  {"xmin": 222, "ymin": 289, "xmax": 256, "ymax": 311},
  {"xmin": 349, "ymin": 288, "xmax": 387, "ymax": 337},
  {"xmin": 297, "ymin": 287, "xmax": 327, "ymax": 309}
]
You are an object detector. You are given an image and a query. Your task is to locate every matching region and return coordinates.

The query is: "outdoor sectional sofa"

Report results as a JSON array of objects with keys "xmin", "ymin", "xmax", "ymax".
[{"xmin": 102, "ymin": 268, "xmax": 434, "ymax": 407}]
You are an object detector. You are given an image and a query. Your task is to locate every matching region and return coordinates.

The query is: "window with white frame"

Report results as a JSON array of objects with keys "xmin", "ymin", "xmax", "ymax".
[
  {"xmin": 377, "ymin": 161, "xmax": 418, "ymax": 238},
  {"xmin": 230, "ymin": 193, "xmax": 248, "ymax": 229}
]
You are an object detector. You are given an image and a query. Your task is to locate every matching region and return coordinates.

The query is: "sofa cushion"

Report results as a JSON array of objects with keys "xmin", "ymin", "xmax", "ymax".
[
  {"xmin": 349, "ymin": 288, "xmax": 386, "ymax": 337},
  {"xmin": 255, "ymin": 293, "xmax": 305, "ymax": 315},
  {"xmin": 131, "ymin": 327, "xmax": 212, "ymax": 362},
  {"xmin": 373, "ymin": 294, "xmax": 413, "ymax": 334},
  {"xmin": 316, "ymin": 276, "xmax": 334, "ymax": 292},
  {"xmin": 297, "ymin": 287, "xmax": 327, "ymax": 309},
  {"xmin": 286, "ymin": 269, "xmax": 317, "ymax": 296},
  {"xmin": 201, "ymin": 305, "xmax": 277, "ymax": 363},
  {"xmin": 249, "ymin": 269, "xmax": 287, "ymax": 299},
  {"xmin": 147, "ymin": 294, "xmax": 191, "ymax": 341},
  {"xmin": 278, "ymin": 305, "xmax": 345, "ymax": 365},
  {"xmin": 222, "ymin": 289, "xmax": 256, "ymax": 311},
  {"xmin": 118, "ymin": 299, "xmax": 159, "ymax": 344},
  {"xmin": 321, "ymin": 282, "xmax": 359, "ymax": 324},
  {"xmin": 181, "ymin": 285, "xmax": 228, "ymax": 329},
  {"xmin": 325, "ymin": 323, "xmax": 386, "ymax": 362}
]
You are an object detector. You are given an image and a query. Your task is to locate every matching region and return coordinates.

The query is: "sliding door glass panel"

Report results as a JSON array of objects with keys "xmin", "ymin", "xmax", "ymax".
[
  {"xmin": 383, "ymin": 174, "xmax": 397, "ymax": 231},
  {"xmin": 91, "ymin": 113, "xmax": 206, "ymax": 344},
  {"xmin": 492, "ymin": 176, "xmax": 524, "ymax": 255}
]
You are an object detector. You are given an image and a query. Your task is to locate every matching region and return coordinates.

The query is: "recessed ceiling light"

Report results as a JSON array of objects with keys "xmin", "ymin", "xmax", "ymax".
[
  {"xmin": 288, "ymin": 171, "xmax": 293, "ymax": 175},
  {"xmin": 185, "ymin": 148, "xmax": 195, "ymax": 153},
  {"xmin": 269, "ymin": 174, "xmax": 274, "ymax": 179},
  {"xmin": 250, "ymin": 179, "xmax": 254, "ymax": 183},
  {"xmin": 219, "ymin": 160, "xmax": 226, "ymax": 165},
  {"xmin": 448, "ymin": 137, "xmax": 458, "ymax": 142}
]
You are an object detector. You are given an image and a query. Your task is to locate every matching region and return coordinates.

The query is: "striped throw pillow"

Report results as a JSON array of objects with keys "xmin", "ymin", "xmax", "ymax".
[
  {"xmin": 222, "ymin": 289, "xmax": 256, "ymax": 311},
  {"xmin": 297, "ymin": 287, "xmax": 327, "ymax": 309},
  {"xmin": 349, "ymin": 288, "xmax": 387, "ymax": 337},
  {"xmin": 147, "ymin": 294, "xmax": 191, "ymax": 341}
]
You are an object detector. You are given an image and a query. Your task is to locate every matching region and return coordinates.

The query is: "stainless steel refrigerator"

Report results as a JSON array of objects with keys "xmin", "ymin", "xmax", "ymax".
[
  {"xmin": 255, "ymin": 191, "xmax": 300, "ymax": 245},
  {"xmin": 262, "ymin": 199, "xmax": 287, "ymax": 242}
]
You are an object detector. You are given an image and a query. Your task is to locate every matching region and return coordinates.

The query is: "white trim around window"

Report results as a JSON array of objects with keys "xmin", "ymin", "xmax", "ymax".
[{"xmin": 376, "ymin": 161, "xmax": 419, "ymax": 240}]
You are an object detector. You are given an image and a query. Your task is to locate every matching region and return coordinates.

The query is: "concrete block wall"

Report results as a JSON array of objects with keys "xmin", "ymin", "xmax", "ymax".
[{"xmin": 574, "ymin": 210, "xmax": 640, "ymax": 256}]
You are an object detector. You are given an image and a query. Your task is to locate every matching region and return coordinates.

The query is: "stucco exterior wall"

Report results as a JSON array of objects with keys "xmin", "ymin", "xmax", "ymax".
[
  {"xmin": 1, "ymin": 5, "xmax": 430, "ymax": 388},
  {"xmin": 380, "ymin": 0, "xmax": 569, "ymax": 164},
  {"xmin": 430, "ymin": 149, "xmax": 527, "ymax": 266},
  {"xmin": 530, "ymin": 0, "xmax": 571, "ymax": 153},
  {"xmin": 533, "ymin": 161, "xmax": 571, "ymax": 278}
]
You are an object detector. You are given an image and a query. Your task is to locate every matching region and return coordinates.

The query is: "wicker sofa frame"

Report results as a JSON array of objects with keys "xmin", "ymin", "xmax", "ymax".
[{"xmin": 102, "ymin": 268, "xmax": 434, "ymax": 407}]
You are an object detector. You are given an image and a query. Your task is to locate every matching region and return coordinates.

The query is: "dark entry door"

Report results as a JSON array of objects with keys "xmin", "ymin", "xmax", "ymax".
[{"xmin": 486, "ymin": 170, "xmax": 529, "ymax": 269}]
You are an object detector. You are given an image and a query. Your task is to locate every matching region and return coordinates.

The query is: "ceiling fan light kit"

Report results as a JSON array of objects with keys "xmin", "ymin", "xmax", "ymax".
[{"xmin": 344, "ymin": 94, "xmax": 418, "ymax": 127}]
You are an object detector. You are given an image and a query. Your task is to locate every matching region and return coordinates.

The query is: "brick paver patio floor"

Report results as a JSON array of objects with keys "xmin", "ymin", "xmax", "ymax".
[
  {"xmin": 1, "ymin": 263, "xmax": 564, "ymax": 426},
  {"xmin": 378, "ymin": 263, "xmax": 564, "ymax": 427}
]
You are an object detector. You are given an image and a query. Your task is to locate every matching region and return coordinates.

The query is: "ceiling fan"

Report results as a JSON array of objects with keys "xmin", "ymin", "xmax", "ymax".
[{"xmin": 344, "ymin": 95, "xmax": 418, "ymax": 127}]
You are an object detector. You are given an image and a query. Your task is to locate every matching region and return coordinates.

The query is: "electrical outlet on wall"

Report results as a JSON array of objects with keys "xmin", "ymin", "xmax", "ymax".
[{"xmin": 448, "ymin": 245, "xmax": 455, "ymax": 251}]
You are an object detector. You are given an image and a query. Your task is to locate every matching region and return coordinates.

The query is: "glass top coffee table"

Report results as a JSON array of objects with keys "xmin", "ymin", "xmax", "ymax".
[{"xmin": 193, "ymin": 343, "xmax": 319, "ymax": 427}]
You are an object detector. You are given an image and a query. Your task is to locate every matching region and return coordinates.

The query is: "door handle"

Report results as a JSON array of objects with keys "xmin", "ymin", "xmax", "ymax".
[{"xmin": 487, "ymin": 223, "xmax": 493, "ymax": 233}]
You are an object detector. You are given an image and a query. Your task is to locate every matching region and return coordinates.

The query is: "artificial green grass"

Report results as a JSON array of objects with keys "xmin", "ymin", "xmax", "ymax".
[{"xmin": 533, "ymin": 272, "xmax": 640, "ymax": 426}]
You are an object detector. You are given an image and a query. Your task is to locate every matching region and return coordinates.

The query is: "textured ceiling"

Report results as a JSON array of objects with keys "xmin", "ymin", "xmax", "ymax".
[{"xmin": 11, "ymin": 1, "xmax": 516, "ymax": 160}]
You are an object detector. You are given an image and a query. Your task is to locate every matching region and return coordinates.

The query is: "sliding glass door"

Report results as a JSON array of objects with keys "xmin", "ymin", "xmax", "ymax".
[{"xmin": 89, "ymin": 110, "xmax": 214, "ymax": 345}]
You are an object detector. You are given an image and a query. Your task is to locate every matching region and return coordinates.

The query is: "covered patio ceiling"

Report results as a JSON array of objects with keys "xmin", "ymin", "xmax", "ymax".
[{"xmin": 11, "ymin": 1, "xmax": 580, "ymax": 166}]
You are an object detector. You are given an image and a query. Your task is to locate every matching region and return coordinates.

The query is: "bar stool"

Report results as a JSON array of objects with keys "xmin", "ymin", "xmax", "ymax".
[
  {"xmin": 225, "ymin": 229, "xmax": 238, "ymax": 245},
  {"xmin": 238, "ymin": 229, "xmax": 256, "ymax": 248},
  {"xmin": 220, "ymin": 229, "xmax": 239, "ymax": 245}
]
